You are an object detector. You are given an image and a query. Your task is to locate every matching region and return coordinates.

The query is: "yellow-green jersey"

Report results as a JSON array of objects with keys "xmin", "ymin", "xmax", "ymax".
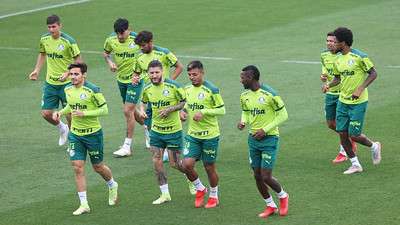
[
  {"xmin": 134, "ymin": 46, "xmax": 178, "ymax": 83},
  {"xmin": 184, "ymin": 80, "xmax": 225, "ymax": 139},
  {"xmin": 39, "ymin": 32, "xmax": 80, "ymax": 85},
  {"xmin": 321, "ymin": 50, "xmax": 341, "ymax": 94},
  {"xmin": 333, "ymin": 49, "xmax": 374, "ymax": 104},
  {"xmin": 61, "ymin": 82, "xmax": 108, "ymax": 136},
  {"xmin": 240, "ymin": 84, "xmax": 286, "ymax": 136},
  {"xmin": 103, "ymin": 32, "xmax": 141, "ymax": 83},
  {"xmin": 142, "ymin": 79, "xmax": 185, "ymax": 134}
]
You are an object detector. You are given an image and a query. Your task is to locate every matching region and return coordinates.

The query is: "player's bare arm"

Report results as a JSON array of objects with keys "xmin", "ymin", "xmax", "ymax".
[
  {"xmin": 28, "ymin": 52, "xmax": 46, "ymax": 80},
  {"xmin": 159, "ymin": 101, "xmax": 186, "ymax": 118},
  {"xmin": 352, "ymin": 67, "xmax": 377, "ymax": 99}
]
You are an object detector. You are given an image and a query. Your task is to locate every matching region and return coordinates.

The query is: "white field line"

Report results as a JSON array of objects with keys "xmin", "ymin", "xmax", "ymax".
[
  {"xmin": 0, "ymin": 0, "xmax": 91, "ymax": 20},
  {"xmin": 281, "ymin": 59, "xmax": 400, "ymax": 69},
  {"xmin": 0, "ymin": 46, "xmax": 233, "ymax": 61}
]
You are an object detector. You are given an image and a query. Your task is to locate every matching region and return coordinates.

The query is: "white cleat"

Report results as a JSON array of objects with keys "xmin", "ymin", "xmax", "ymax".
[
  {"xmin": 372, "ymin": 142, "xmax": 382, "ymax": 165},
  {"xmin": 58, "ymin": 125, "xmax": 69, "ymax": 146},
  {"xmin": 343, "ymin": 165, "xmax": 363, "ymax": 175},
  {"xmin": 108, "ymin": 182, "xmax": 118, "ymax": 206},
  {"xmin": 152, "ymin": 193, "xmax": 171, "ymax": 205},
  {"xmin": 113, "ymin": 147, "xmax": 131, "ymax": 157},
  {"xmin": 72, "ymin": 204, "xmax": 90, "ymax": 216}
]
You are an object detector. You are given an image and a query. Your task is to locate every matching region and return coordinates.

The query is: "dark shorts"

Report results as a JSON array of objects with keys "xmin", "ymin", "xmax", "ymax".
[
  {"xmin": 248, "ymin": 135, "xmax": 279, "ymax": 169},
  {"xmin": 117, "ymin": 79, "xmax": 144, "ymax": 104},
  {"xmin": 68, "ymin": 129, "xmax": 104, "ymax": 164},
  {"xmin": 150, "ymin": 130, "xmax": 183, "ymax": 151},
  {"xmin": 183, "ymin": 135, "xmax": 219, "ymax": 163},
  {"xmin": 41, "ymin": 82, "xmax": 69, "ymax": 110},
  {"xmin": 325, "ymin": 93, "xmax": 339, "ymax": 121},
  {"xmin": 336, "ymin": 101, "xmax": 368, "ymax": 136}
]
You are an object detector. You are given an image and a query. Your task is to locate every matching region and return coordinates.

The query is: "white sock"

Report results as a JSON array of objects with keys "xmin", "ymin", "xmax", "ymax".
[
  {"xmin": 277, "ymin": 189, "xmax": 288, "ymax": 199},
  {"xmin": 371, "ymin": 142, "xmax": 378, "ymax": 151},
  {"xmin": 210, "ymin": 186, "xmax": 218, "ymax": 198},
  {"xmin": 339, "ymin": 145, "xmax": 347, "ymax": 156},
  {"xmin": 78, "ymin": 191, "xmax": 87, "ymax": 204},
  {"xmin": 57, "ymin": 121, "xmax": 67, "ymax": 132},
  {"xmin": 106, "ymin": 178, "xmax": 116, "ymax": 188},
  {"xmin": 192, "ymin": 178, "xmax": 206, "ymax": 191},
  {"xmin": 122, "ymin": 138, "xmax": 132, "ymax": 149},
  {"xmin": 350, "ymin": 156, "xmax": 361, "ymax": 167},
  {"xmin": 160, "ymin": 184, "xmax": 169, "ymax": 194},
  {"xmin": 264, "ymin": 196, "xmax": 277, "ymax": 208}
]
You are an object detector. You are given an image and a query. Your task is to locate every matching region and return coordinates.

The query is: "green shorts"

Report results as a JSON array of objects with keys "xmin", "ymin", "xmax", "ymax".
[
  {"xmin": 183, "ymin": 135, "xmax": 219, "ymax": 163},
  {"xmin": 248, "ymin": 135, "xmax": 279, "ymax": 169},
  {"xmin": 68, "ymin": 129, "xmax": 104, "ymax": 164},
  {"xmin": 117, "ymin": 79, "xmax": 144, "ymax": 104},
  {"xmin": 144, "ymin": 104, "xmax": 152, "ymax": 127},
  {"xmin": 336, "ymin": 101, "xmax": 368, "ymax": 136},
  {"xmin": 324, "ymin": 93, "xmax": 339, "ymax": 121},
  {"xmin": 41, "ymin": 82, "xmax": 69, "ymax": 110},
  {"xmin": 149, "ymin": 130, "xmax": 183, "ymax": 151}
]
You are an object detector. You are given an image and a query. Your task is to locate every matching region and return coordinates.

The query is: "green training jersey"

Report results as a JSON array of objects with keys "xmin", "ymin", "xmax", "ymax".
[
  {"xmin": 184, "ymin": 80, "xmax": 225, "ymax": 139},
  {"xmin": 103, "ymin": 32, "xmax": 141, "ymax": 83},
  {"xmin": 240, "ymin": 84, "xmax": 285, "ymax": 136},
  {"xmin": 142, "ymin": 79, "xmax": 185, "ymax": 134},
  {"xmin": 134, "ymin": 46, "xmax": 178, "ymax": 83},
  {"xmin": 39, "ymin": 32, "xmax": 80, "ymax": 85},
  {"xmin": 62, "ymin": 82, "xmax": 107, "ymax": 136},
  {"xmin": 333, "ymin": 48, "xmax": 374, "ymax": 104},
  {"xmin": 321, "ymin": 50, "xmax": 341, "ymax": 94}
]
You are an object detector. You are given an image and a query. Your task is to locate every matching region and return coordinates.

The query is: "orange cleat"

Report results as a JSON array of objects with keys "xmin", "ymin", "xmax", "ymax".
[
  {"xmin": 194, "ymin": 188, "xmax": 207, "ymax": 208},
  {"xmin": 258, "ymin": 206, "xmax": 277, "ymax": 218},
  {"xmin": 332, "ymin": 153, "xmax": 347, "ymax": 164},
  {"xmin": 204, "ymin": 197, "xmax": 219, "ymax": 208},
  {"xmin": 279, "ymin": 195, "xmax": 289, "ymax": 216}
]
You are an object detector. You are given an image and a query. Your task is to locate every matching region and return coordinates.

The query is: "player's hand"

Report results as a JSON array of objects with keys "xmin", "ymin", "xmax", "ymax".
[
  {"xmin": 193, "ymin": 112, "xmax": 203, "ymax": 122},
  {"xmin": 109, "ymin": 62, "xmax": 117, "ymax": 72},
  {"xmin": 159, "ymin": 108, "xmax": 171, "ymax": 118},
  {"xmin": 132, "ymin": 74, "xmax": 140, "ymax": 85},
  {"xmin": 352, "ymin": 86, "xmax": 364, "ymax": 100},
  {"xmin": 138, "ymin": 110, "xmax": 148, "ymax": 119},
  {"xmin": 29, "ymin": 70, "xmax": 39, "ymax": 81},
  {"xmin": 180, "ymin": 110, "xmax": 187, "ymax": 121},
  {"xmin": 237, "ymin": 121, "xmax": 245, "ymax": 130},
  {"xmin": 321, "ymin": 83, "xmax": 329, "ymax": 93},
  {"xmin": 253, "ymin": 129, "xmax": 266, "ymax": 140},
  {"xmin": 58, "ymin": 71, "xmax": 69, "ymax": 82},
  {"xmin": 72, "ymin": 110, "xmax": 85, "ymax": 117},
  {"xmin": 52, "ymin": 111, "xmax": 61, "ymax": 122},
  {"xmin": 320, "ymin": 74, "xmax": 328, "ymax": 82}
]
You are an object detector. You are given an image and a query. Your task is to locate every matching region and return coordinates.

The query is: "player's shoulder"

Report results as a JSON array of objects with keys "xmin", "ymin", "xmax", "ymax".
[
  {"xmin": 260, "ymin": 84, "xmax": 278, "ymax": 96},
  {"xmin": 184, "ymin": 84, "xmax": 193, "ymax": 91},
  {"xmin": 321, "ymin": 49, "xmax": 336, "ymax": 57},
  {"xmin": 164, "ymin": 78, "xmax": 182, "ymax": 88},
  {"xmin": 202, "ymin": 80, "xmax": 220, "ymax": 94},
  {"xmin": 153, "ymin": 45, "xmax": 171, "ymax": 55},
  {"xmin": 129, "ymin": 31, "xmax": 137, "ymax": 38},
  {"xmin": 64, "ymin": 83, "xmax": 74, "ymax": 91},
  {"xmin": 240, "ymin": 89, "xmax": 251, "ymax": 98},
  {"xmin": 40, "ymin": 32, "xmax": 51, "ymax": 40},
  {"xmin": 83, "ymin": 81, "xmax": 101, "ymax": 93},
  {"xmin": 350, "ymin": 48, "xmax": 368, "ymax": 58},
  {"xmin": 143, "ymin": 82, "xmax": 153, "ymax": 91},
  {"xmin": 60, "ymin": 32, "xmax": 77, "ymax": 44}
]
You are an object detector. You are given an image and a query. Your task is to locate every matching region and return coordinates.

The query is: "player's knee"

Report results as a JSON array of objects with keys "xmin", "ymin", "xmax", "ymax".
[
  {"xmin": 350, "ymin": 134, "xmax": 361, "ymax": 141},
  {"xmin": 327, "ymin": 121, "xmax": 336, "ymax": 130},
  {"xmin": 92, "ymin": 164, "xmax": 103, "ymax": 173},
  {"xmin": 204, "ymin": 163, "xmax": 215, "ymax": 173},
  {"xmin": 253, "ymin": 172, "xmax": 263, "ymax": 182},
  {"xmin": 182, "ymin": 160, "xmax": 193, "ymax": 171},
  {"xmin": 73, "ymin": 164, "xmax": 84, "ymax": 175},
  {"xmin": 41, "ymin": 110, "xmax": 52, "ymax": 119}
]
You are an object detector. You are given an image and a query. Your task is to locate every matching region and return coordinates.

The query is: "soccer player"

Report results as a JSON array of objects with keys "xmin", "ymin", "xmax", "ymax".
[
  {"xmin": 323, "ymin": 27, "xmax": 381, "ymax": 174},
  {"xmin": 237, "ymin": 65, "xmax": 289, "ymax": 218},
  {"xmin": 133, "ymin": 30, "xmax": 184, "ymax": 158},
  {"xmin": 52, "ymin": 63, "xmax": 118, "ymax": 215},
  {"xmin": 320, "ymin": 32, "xmax": 357, "ymax": 163},
  {"xmin": 180, "ymin": 61, "xmax": 226, "ymax": 208},
  {"xmin": 138, "ymin": 60, "xmax": 187, "ymax": 204},
  {"xmin": 28, "ymin": 14, "xmax": 81, "ymax": 147},
  {"xmin": 103, "ymin": 18, "xmax": 143, "ymax": 157}
]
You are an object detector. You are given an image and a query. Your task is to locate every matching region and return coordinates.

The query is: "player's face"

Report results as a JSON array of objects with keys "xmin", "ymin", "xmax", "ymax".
[
  {"xmin": 47, "ymin": 23, "xmax": 61, "ymax": 38},
  {"xmin": 69, "ymin": 67, "xmax": 85, "ymax": 86},
  {"xmin": 335, "ymin": 39, "xmax": 345, "ymax": 52},
  {"xmin": 326, "ymin": 35, "xmax": 337, "ymax": 52},
  {"xmin": 148, "ymin": 66, "xmax": 163, "ymax": 85},
  {"xmin": 140, "ymin": 41, "xmax": 153, "ymax": 53},
  {"xmin": 117, "ymin": 29, "xmax": 130, "ymax": 43},
  {"xmin": 240, "ymin": 71, "xmax": 252, "ymax": 89},
  {"xmin": 188, "ymin": 68, "xmax": 204, "ymax": 86}
]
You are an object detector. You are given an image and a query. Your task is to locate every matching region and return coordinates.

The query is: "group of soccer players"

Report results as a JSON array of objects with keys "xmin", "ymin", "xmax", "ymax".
[{"xmin": 27, "ymin": 14, "xmax": 381, "ymax": 219}]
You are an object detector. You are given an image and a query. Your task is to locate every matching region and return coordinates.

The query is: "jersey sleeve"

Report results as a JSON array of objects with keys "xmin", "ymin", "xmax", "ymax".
[
  {"xmin": 321, "ymin": 56, "xmax": 328, "ymax": 74},
  {"xmin": 141, "ymin": 89, "xmax": 148, "ymax": 103},
  {"xmin": 271, "ymin": 96, "xmax": 285, "ymax": 111},
  {"xmin": 165, "ymin": 52, "xmax": 178, "ymax": 67},
  {"xmin": 93, "ymin": 92, "xmax": 107, "ymax": 107},
  {"xmin": 103, "ymin": 38, "xmax": 113, "ymax": 53},
  {"xmin": 69, "ymin": 42, "xmax": 81, "ymax": 58},
  {"xmin": 211, "ymin": 92, "xmax": 224, "ymax": 108},
  {"xmin": 39, "ymin": 39, "xmax": 45, "ymax": 53},
  {"xmin": 332, "ymin": 61, "xmax": 340, "ymax": 76},
  {"xmin": 240, "ymin": 95, "xmax": 249, "ymax": 123},
  {"xmin": 175, "ymin": 86, "xmax": 186, "ymax": 102},
  {"xmin": 361, "ymin": 57, "xmax": 374, "ymax": 72}
]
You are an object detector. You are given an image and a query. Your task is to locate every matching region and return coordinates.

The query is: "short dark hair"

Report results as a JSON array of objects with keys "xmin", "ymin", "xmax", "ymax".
[
  {"xmin": 68, "ymin": 62, "xmax": 88, "ymax": 74},
  {"xmin": 187, "ymin": 60, "xmax": 203, "ymax": 71},
  {"xmin": 114, "ymin": 18, "xmax": 129, "ymax": 33},
  {"xmin": 242, "ymin": 65, "xmax": 260, "ymax": 81},
  {"xmin": 46, "ymin": 14, "xmax": 60, "ymax": 25},
  {"xmin": 334, "ymin": 27, "xmax": 353, "ymax": 46},
  {"xmin": 135, "ymin": 31, "xmax": 153, "ymax": 45},
  {"xmin": 148, "ymin": 60, "xmax": 163, "ymax": 70},
  {"xmin": 327, "ymin": 31, "xmax": 335, "ymax": 37}
]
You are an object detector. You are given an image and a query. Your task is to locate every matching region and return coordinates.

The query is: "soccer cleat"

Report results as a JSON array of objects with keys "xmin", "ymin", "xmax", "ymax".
[
  {"xmin": 72, "ymin": 203, "xmax": 90, "ymax": 216},
  {"xmin": 108, "ymin": 182, "xmax": 118, "ymax": 206},
  {"xmin": 371, "ymin": 142, "xmax": 382, "ymax": 165},
  {"xmin": 58, "ymin": 125, "xmax": 69, "ymax": 146},
  {"xmin": 194, "ymin": 188, "xmax": 207, "ymax": 208},
  {"xmin": 343, "ymin": 165, "xmax": 363, "ymax": 174},
  {"xmin": 332, "ymin": 153, "xmax": 347, "ymax": 164},
  {"xmin": 258, "ymin": 206, "xmax": 278, "ymax": 218},
  {"xmin": 204, "ymin": 197, "xmax": 219, "ymax": 208},
  {"xmin": 279, "ymin": 195, "xmax": 289, "ymax": 216},
  {"xmin": 113, "ymin": 146, "xmax": 131, "ymax": 157},
  {"xmin": 188, "ymin": 180, "xmax": 196, "ymax": 195},
  {"xmin": 152, "ymin": 193, "xmax": 171, "ymax": 205}
]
